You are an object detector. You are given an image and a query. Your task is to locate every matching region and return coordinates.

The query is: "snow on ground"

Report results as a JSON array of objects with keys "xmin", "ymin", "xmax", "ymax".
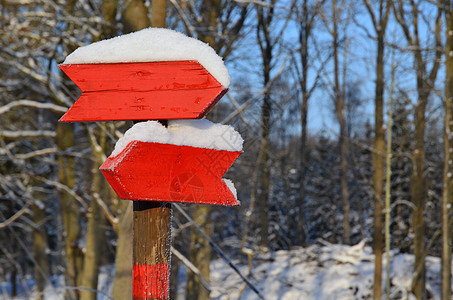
[
  {"xmin": 111, "ymin": 119, "xmax": 243, "ymax": 157},
  {"xmin": 1, "ymin": 243, "xmax": 448, "ymax": 300},
  {"xmin": 2, "ymin": 265, "xmax": 114, "ymax": 300},
  {"xmin": 209, "ymin": 241, "xmax": 445, "ymax": 300},
  {"xmin": 62, "ymin": 28, "xmax": 230, "ymax": 88}
]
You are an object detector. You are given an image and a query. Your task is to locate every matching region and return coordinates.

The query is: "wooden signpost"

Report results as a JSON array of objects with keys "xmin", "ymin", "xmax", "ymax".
[{"xmin": 59, "ymin": 57, "xmax": 240, "ymax": 299}]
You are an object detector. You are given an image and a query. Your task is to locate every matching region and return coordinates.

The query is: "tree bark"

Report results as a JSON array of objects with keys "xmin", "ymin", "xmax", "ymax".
[
  {"xmin": 393, "ymin": 2, "xmax": 441, "ymax": 298},
  {"xmin": 364, "ymin": 0, "xmax": 390, "ymax": 297},
  {"xmin": 372, "ymin": 39, "xmax": 385, "ymax": 300},
  {"xmin": 411, "ymin": 91, "xmax": 427, "ymax": 300},
  {"xmin": 152, "ymin": 0, "xmax": 167, "ymax": 28},
  {"xmin": 122, "ymin": 0, "xmax": 150, "ymax": 33},
  {"xmin": 80, "ymin": 151, "xmax": 105, "ymax": 300},
  {"xmin": 57, "ymin": 123, "xmax": 83, "ymax": 300},
  {"xmin": 297, "ymin": 0, "xmax": 310, "ymax": 246},
  {"xmin": 187, "ymin": 206, "xmax": 211, "ymax": 300},
  {"xmin": 79, "ymin": 195, "xmax": 101, "ymax": 300},
  {"xmin": 111, "ymin": 201, "xmax": 133, "ymax": 300},
  {"xmin": 255, "ymin": 0, "xmax": 275, "ymax": 250},
  {"xmin": 332, "ymin": 0, "xmax": 350, "ymax": 245},
  {"xmin": 101, "ymin": 0, "xmax": 119, "ymax": 40},
  {"xmin": 32, "ymin": 202, "xmax": 49, "ymax": 300},
  {"xmin": 442, "ymin": 3, "xmax": 453, "ymax": 299}
]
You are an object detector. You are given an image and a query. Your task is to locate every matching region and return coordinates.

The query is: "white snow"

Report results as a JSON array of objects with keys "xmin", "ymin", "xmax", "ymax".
[
  {"xmin": 222, "ymin": 179, "xmax": 238, "ymax": 201},
  {"xmin": 63, "ymin": 28, "xmax": 230, "ymax": 87},
  {"xmin": 209, "ymin": 241, "xmax": 450, "ymax": 300},
  {"xmin": 110, "ymin": 119, "xmax": 243, "ymax": 157},
  {"xmin": 3, "ymin": 243, "xmax": 451, "ymax": 300}
]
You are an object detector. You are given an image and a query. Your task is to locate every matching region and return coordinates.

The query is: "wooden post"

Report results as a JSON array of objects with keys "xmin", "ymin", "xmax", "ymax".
[{"xmin": 133, "ymin": 201, "xmax": 172, "ymax": 300}]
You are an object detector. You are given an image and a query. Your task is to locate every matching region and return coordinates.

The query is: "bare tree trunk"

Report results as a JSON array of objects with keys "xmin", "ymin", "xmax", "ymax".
[
  {"xmin": 411, "ymin": 93, "xmax": 427, "ymax": 300},
  {"xmin": 32, "ymin": 202, "xmax": 49, "ymax": 300},
  {"xmin": 79, "ymin": 191, "xmax": 101, "ymax": 300},
  {"xmin": 372, "ymin": 38, "xmax": 385, "ymax": 300},
  {"xmin": 255, "ymin": 0, "xmax": 275, "ymax": 250},
  {"xmin": 101, "ymin": 0, "xmax": 119, "ymax": 39},
  {"xmin": 384, "ymin": 48, "xmax": 397, "ymax": 299},
  {"xmin": 299, "ymin": 91, "xmax": 308, "ymax": 245},
  {"xmin": 297, "ymin": 0, "xmax": 311, "ymax": 246},
  {"xmin": 339, "ymin": 116, "xmax": 350, "ymax": 245},
  {"xmin": 57, "ymin": 123, "xmax": 83, "ymax": 300},
  {"xmin": 122, "ymin": 0, "xmax": 150, "ymax": 33},
  {"xmin": 80, "ymin": 127, "xmax": 107, "ymax": 300},
  {"xmin": 363, "ymin": 0, "xmax": 390, "ymax": 297},
  {"xmin": 111, "ymin": 201, "xmax": 133, "ymax": 300},
  {"xmin": 152, "ymin": 0, "xmax": 167, "ymax": 28},
  {"xmin": 332, "ymin": 0, "xmax": 350, "ymax": 245},
  {"xmin": 393, "ymin": 2, "xmax": 441, "ymax": 297},
  {"xmin": 442, "ymin": 3, "xmax": 453, "ymax": 299},
  {"xmin": 258, "ymin": 94, "xmax": 271, "ymax": 249},
  {"xmin": 187, "ymin": 206, "xmax": 211, "ymax": 300}
]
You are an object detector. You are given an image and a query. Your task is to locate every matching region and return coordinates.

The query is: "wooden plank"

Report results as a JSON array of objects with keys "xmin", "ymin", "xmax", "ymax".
[
  {"xmin": 60, "ymin": 88, "xmax": 227, "ymax": 121},
  {"xmin": 60, "ymin": 61, "xmax": 221, "ymax": 92},
  {"xmin": 59, "ymin": 61, "xmax": 226, "ymax": 121},
  {"xmin": 100, "ymin": 141, "xmax": 241, "ymax": 206}
]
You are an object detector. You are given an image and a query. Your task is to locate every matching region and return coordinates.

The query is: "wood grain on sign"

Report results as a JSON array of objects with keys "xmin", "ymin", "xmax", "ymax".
[
  {"xmin": 59, "ymin": 61, "xmax": 227, "ymax": 122},
  {"xmin": 100, "ymin": 141, "xmax": 241, "ymax": 206}
]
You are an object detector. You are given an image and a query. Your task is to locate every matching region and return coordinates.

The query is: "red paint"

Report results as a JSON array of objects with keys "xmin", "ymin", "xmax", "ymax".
[
  {"xmin": 100, "ymin": 141, "xmax": 241, "ymax": 206},
  {"xmin": 133, "ymin": 263, "xmax": 169, "ymax": 300},
  {"xmin": 58, "ymin": 61, "xmax": 226, "ymax": 122}
]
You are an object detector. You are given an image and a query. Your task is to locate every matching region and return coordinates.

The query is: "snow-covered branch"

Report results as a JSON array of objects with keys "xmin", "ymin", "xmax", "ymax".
[
  {"xmin": 0, "ymin": 100, "xmax": 67, "ymax": 115},
  {"xmin": 0, "ymin": 130, "xmax": 57, "ymax": 139},
  {"xmin": 15, "ymin": 148, "xmax": 57, "ymax": 160},
  {"xmin": 171, "ymin": 246, "xmax": 211, "ymax": 292}
]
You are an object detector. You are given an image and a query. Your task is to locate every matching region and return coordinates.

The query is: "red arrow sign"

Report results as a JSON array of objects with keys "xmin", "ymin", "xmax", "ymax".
[
  {"xmin": 59, "ymin": 61, "xmax": 227, "ymax": 122},
  {"xmin": 100, "ymin": 141, "xmax": 241, "ymax": 206}
]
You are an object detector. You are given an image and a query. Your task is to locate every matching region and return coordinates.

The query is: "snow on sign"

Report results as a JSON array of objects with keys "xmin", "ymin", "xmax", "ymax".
[
  {"xmin": 59, "ymin": 28, "xmax": 230, "ymax": 121},
  {"xmin": 100, "ymin": 120, "xmax": 242, "ymax": 206}
]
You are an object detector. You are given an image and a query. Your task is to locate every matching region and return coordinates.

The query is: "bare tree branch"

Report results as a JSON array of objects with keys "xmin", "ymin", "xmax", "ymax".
[
  {"xmin": 171, "ymin": 246, "xmax": 212, "ymax": 292},
  {"xmin": 0, "ymin": 201, "xmax": 32, "ymax": 230},
  {"xmin": 0, "ymin": 100, "xmax": 67, "ymax": 115},
  {"xmin": 0, "ymin": 130, "xmax": 57, "ymax": 139}
]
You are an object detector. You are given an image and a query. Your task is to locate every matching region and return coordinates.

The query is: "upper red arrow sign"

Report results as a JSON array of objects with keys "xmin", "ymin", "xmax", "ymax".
[
  {"xmin": 59, "ymin": 61, "xmax": 227, "ymax": 122},
  {"xmin": 100, "ymin": 141, "xmax": 241, "ymax": 206}
]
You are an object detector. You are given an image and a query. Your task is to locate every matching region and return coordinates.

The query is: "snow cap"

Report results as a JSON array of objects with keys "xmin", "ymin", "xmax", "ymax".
[
  {"xmin": 111, "ymin": 119, "xmax": 243, "ymax": 157},
  {"xmin": 63, "ymin": 28, "xmax": 230, "ymax": 88}
]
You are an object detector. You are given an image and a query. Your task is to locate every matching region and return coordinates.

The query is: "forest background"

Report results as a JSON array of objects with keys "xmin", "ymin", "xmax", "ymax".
[{"xmin": 1, "ymin": 0, "xmax": 452, "ymax": 299}]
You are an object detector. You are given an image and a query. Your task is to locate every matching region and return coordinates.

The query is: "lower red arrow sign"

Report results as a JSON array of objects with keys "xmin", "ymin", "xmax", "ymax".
[{"xmin": 100, "ymin": 141, "xmax": 241, "ymax": 206}]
